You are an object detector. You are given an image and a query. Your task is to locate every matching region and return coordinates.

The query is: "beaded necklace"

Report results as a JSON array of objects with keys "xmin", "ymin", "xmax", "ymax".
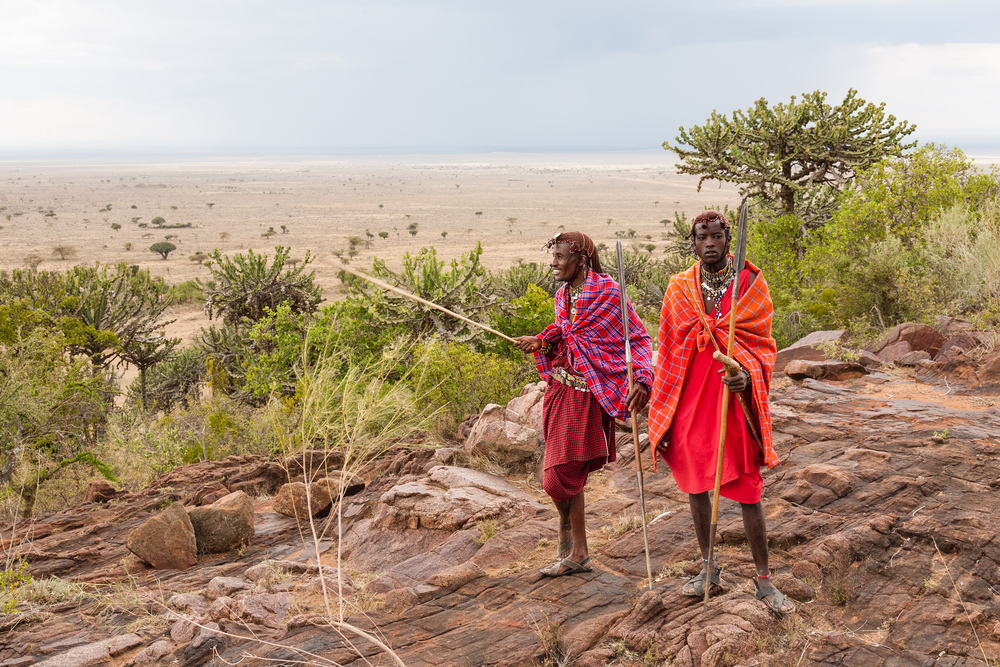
[
  {"xmin": 567, "ymin": 280, "xmax": 584, "ymax": 322},
  {"xmin": 700, "ymin": 259, "xmax": 735, "ymax": 315}
]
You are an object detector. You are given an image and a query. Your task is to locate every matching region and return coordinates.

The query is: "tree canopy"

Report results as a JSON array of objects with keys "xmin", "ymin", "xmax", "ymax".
[{"xmin": 664, "ymin": 89, "xmax": 917, "ymax": 225}]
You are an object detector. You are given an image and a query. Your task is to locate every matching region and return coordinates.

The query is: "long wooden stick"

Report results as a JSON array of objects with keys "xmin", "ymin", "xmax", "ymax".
[
  {"xmin": 705, "ymin": 204, "xmax": 748, "ymax": 603},
  {"xmin": 687, "ymin": 281, "xmax": 763, "ymax": 450},
  {"xmin": 616, "ymin": 241, "xmax": 653, "ymax": 590},
  {"xmin": 335, "ymin": 263, "xmax": 517, "ymax": 343}
]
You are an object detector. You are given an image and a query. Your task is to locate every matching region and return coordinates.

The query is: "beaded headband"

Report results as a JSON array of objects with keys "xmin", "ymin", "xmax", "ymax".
[
  {"xmin": 691, "ymin": 211, "xmax": 731, "ymax": 230},
  {"xmin": 541, "ymin": 232, "xmax": 592, "ymax": 255}
]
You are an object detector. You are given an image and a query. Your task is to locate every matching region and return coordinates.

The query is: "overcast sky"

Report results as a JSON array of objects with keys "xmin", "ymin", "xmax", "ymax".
[{"xmin": 1, "ymin": 0, "xmax": 998, "ymax": 153}]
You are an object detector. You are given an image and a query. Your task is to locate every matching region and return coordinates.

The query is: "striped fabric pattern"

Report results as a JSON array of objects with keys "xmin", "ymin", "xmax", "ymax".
[
  {"xmin": 647, "ymin": 258, "xmax": 780, "ymax": 469},
  {"xmin": 533, "ymin": 270, "xmax": 654, "ymax": 420}
]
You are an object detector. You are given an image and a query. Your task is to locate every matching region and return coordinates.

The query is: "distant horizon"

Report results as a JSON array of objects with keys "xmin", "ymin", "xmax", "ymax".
[{"xmin": 3, "ymin": 136, "xmax": 1000, "ymax": 162}]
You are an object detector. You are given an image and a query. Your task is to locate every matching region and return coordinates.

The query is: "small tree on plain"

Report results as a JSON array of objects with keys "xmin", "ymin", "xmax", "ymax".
[
  {"xmin": 52, "ymin": 245, "xmax": 77, "ymax": 260},
  {"xmin": 150, "ymin": 242, "xmax": 177, "ymax": 259},
  {"xmin": 378, "ymin": 231, "xmax": 389, "ymax": 239},
  {"xmin": 151, "ymin": 216, "xmax": 166, "ymax": 226}
]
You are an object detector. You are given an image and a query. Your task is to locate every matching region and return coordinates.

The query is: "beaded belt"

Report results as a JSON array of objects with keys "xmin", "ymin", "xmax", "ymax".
[{"xmin": 553, "ymin": 367, "xmax": 589, "ymax": 392}]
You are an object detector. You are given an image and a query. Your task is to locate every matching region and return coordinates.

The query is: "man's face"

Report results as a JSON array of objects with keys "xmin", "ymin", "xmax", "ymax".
[
  {"xmin": 550, "ymin": 242, "xmax": 583, "ymax": 283},
  {"xmin": 694, "ymin": 219, "xmax": 729, "ymax": 265}
]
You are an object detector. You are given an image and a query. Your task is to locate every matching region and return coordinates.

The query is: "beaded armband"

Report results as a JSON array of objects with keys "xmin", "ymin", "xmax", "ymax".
[{"xmin": 539, "ymin": 339, "xmax": 554, "ymax": 355}]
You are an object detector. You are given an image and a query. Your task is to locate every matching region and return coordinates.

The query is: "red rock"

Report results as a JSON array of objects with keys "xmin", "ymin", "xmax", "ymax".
[
  {"xmin": 314, "ymin": 472, "xmax": 366, "ymax": 499},
  {"xmin": 284, "ymin": 449, "xmax": 345, "ymax": 481},
  {"xmin": 272, "ymin": 481, "xmax": 332, "ymax": 518},
  {"xmin": 871, "ymin": 322, "xmax": 946, "ymax": 358},
  {"xmin": 187, "ymin": 491, "xmax": 255, "ymax": 554},
  {"xmin": 184, "ymin": 481, "xmax": 229, "ymax": 506},
  {"xmin": 126, "ymin": 503, "xmax": 197, "ymax": 570},
  {"xmin": 896, "ymin": 350, "xmax": 931, "ymax": 366},
  {"xmin": 876, "ymin": 340, "xmax": 912, "ymax": 363},
  {"xmin": 82, "ymin": 479, "xmax": 117, "ymax": 504},
  {"xmin": 774, "ymin": 329, "xmax": 848, "ymax": 373},
  {"xmin": 206, "ymin": 576, "xmax": 251, "ymax": 600},
  {"xmin": 934, "ymin": 315, "xmax": 974, "ymax": 337},
  {"xmin": 464, "ymin": 403, "xmax": 540, "ymax": 464},
  {"xmin": 425, "ymin": 560, "xmax": 485, "ymax": 590},
  {"xmin": 935, "ymin": 332, "xmax": 977, "ymax": 359},
  {"xmin": 784, "ymin": 359, "xmax": 867, "ymax": 381}
]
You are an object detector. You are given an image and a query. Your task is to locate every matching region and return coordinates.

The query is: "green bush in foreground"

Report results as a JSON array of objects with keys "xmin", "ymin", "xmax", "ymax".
[{"xmin": 414, "ymin": 340, "xmax": 533, "ymax": 424}]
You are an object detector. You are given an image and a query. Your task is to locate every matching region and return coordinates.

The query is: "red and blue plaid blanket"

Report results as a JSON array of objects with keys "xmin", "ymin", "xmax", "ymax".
[{"xmin": 534, "ymin": 270, "xmax": 654, "ymax": 420}]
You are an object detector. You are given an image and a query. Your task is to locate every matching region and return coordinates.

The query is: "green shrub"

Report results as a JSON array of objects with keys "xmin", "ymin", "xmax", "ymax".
[
  {"xmin": 128, "ymin": 347, "xmax": 206, "ymax": 412},
  {"xmin": 165, "ymin": 280, "xmax": 203, "ymax": 305},
  {"xmin": 413, "ymin": 341, "xmax": 533, "ymax": 423},
  {"xmin": 489, "ymin": 284, "xmax": 555, "ymax": 357},
  {"xmin": 491, "ymin": 262, "xmax": 557, "ymax": 298}
]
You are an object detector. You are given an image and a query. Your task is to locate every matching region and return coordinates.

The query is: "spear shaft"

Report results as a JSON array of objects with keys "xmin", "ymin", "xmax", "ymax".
[
  {"xmin": 616, "ymin": 241, "xmax": 653, "ymax": 590},
  {"xmin": 705, "ymin": 201, "xmax": 749, "ymax": 603},
  {"xmin": 335, "ymin": 263, "xmax": 517, "ymax": 343}
]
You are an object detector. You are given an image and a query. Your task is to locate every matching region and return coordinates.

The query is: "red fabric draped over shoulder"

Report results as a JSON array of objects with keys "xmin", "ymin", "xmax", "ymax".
[{"xmin": 648, "ymin": 259, "xmax": 780, "ymax": 470}]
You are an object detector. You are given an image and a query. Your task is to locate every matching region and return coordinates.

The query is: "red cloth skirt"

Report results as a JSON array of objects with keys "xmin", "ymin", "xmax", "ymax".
[{"xmin": 542, "ymin": 376, "xmax": 615, "ymax": 502}]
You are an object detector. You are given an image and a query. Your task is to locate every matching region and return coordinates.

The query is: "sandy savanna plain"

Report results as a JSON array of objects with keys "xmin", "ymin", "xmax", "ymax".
[{"xmin": 0, "ymin": 151, "xmax": 746, "ymax": 345}]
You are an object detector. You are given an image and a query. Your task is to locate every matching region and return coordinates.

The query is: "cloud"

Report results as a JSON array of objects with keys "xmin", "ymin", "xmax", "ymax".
[{"xmin": 853, "ymin": 43, "xmax": 1000, "ymax": 135}]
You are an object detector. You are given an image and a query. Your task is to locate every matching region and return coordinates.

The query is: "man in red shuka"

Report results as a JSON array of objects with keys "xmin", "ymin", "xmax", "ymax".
[
  {"xmin": 514, "ymin": 231, "xmax": 653, "ymax": 577},
  {"xmin": 647, "ymin": 210, "xmax": 794, "ymax": 614}
]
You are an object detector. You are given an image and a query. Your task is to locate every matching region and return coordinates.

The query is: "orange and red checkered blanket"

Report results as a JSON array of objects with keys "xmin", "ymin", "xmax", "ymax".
[{"xmin": 647, "ymin": 259, "xmax": 780, "ymax": 470}]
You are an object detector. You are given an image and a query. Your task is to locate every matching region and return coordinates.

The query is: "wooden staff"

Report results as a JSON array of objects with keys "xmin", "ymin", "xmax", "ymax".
[
  {"xmin": 335, "ymin": 263, "xmax": 517, "ymax": 343},
  {"xmin": 705, "ymin": 201, "xmax": 749, "ymax": 603},
  {"xmin": 616, "ymin": 241, "xmax": 653, "ymax": 590},
  {"xmin": 686, "ymin": 280, "xmax": 763, "ymax": 451}
]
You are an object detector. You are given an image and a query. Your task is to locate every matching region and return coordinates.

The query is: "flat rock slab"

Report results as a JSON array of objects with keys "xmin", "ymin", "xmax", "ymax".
[
  {"xmin": 34, "ymin": 633, "xmax": 141, "ymax": 667},
  {"xmin": 213, "ymin": 567, "xmax": 637, "ymax": 667}
]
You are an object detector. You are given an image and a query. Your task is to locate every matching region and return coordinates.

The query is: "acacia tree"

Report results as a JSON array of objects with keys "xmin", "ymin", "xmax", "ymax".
[{"xmin": 664, "ymin": 89, "xmax": 917, "ymax": 226}]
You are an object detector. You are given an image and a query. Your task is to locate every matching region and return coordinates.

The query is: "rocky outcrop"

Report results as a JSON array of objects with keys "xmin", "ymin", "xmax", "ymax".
[
  {"xmin": 784, "ymin": 358, "xmax": 867, "ymax": 381},
  {"xmin": 82, "ymin": 479, "xmax": 117, "ymax": 503},
  {"xmin": 373, "ymin": 465, "xmax": 547, "ymax": 532},
  {"xmin": 774, "ymin": 329, "xmax": 848, "ymax": 373},
  {"xmin": 871, "ymin": 322, "xmax": 947, "ymax": 362},
  {"xmin": 187, "ymin": 491, "xmax": 255, "ymax": 553},
  {"xmin": 8, "ymin": 364, "xmax": 1000, "ymax": 667},
  {"xmin": 464, "ymin": 403, "xmax": 541, "ymax": 464},
  {"xmin": 272, "ymin": 481, "xmax": 333, "ymax": 518},
  {"xmin": 126, "ymin": 502, "xmax": 198, "ymax": 570}
]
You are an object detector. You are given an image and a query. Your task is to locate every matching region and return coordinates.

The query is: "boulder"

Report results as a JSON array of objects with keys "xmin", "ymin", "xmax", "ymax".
[
  {"xmin": 371, "ymin": 465, "xmax": 547, "ymax": 533},
  {"xmin": 187, "ymin": 491, "xmax": 255, "ymax": 553},
  {"xmin": 464, "ymin": 403, "xmax": 540, "ymax": 464},
  {"xmin": 934, "ymin": 315, "xmax": 974, "ymax": 337},
  {"xmin": 272, "ymin": 481, "xmax": 332, "ymax": 518},
  {"xmin": 505, "ymin": 381, "xmax": 546, "ymax": 433},
  {"xmin": 871, "ymin": 322, "xmax": 946, "ymax": 359},
  {"xmin": 126, "ymin": 502, "xmax": 197, "ymax": 570},
  {"xmin": 876, "ymin": 340, "xmax": 912, "ymax": 364},
  {"xmin": 456, "ymin": 413, "xmax": 480, "ymax": 440},
  {"xmin": 896, "ymin": 350, "xmax": 931, "ymax": 366},
  {"xmin": 82, "ymin": 479, "xmax": 117, "ymax": 503},
  {"xmin": 314, "ymin": 472, "xmax": 366, "ymax": 499},
  {"xmin": 774, "ymin": 330, "xmax": 847, "ymax": 373},
  {"xmin": 784, "ymin": 359, "xmax": 867, "ymax": 381},
  {"xmin": 284, "ymin": 449, "xmax": 345, "ymax": 481},
  {"xmin": 935, "ymin": 331, "xmax": 978, "ymax": 359},
  {"xmin": 206, "ymin": 576, "xmax": 252, "ymax": 600}
]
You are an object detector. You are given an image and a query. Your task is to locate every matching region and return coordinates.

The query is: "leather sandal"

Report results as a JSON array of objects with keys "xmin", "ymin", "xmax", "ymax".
[
  {"xmin": 540, "ymin": 556, "xmax": 592, "ymax": 577},
  {"xmin": 682, "ymin": 569, "xmax": 721, "ymax": 597},
  {"xmin": 557, "ymin": 536, "xmax": 573, "ymax": 560},
  {"xmin": 754, "ymin": 578, "xmax": 796, "ymax": 615}
]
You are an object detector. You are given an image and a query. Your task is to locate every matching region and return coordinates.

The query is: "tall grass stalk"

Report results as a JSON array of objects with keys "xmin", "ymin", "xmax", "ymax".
[{"xmin": 278, "ymin": 321, "xmax": 439, "ymax": 666}]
